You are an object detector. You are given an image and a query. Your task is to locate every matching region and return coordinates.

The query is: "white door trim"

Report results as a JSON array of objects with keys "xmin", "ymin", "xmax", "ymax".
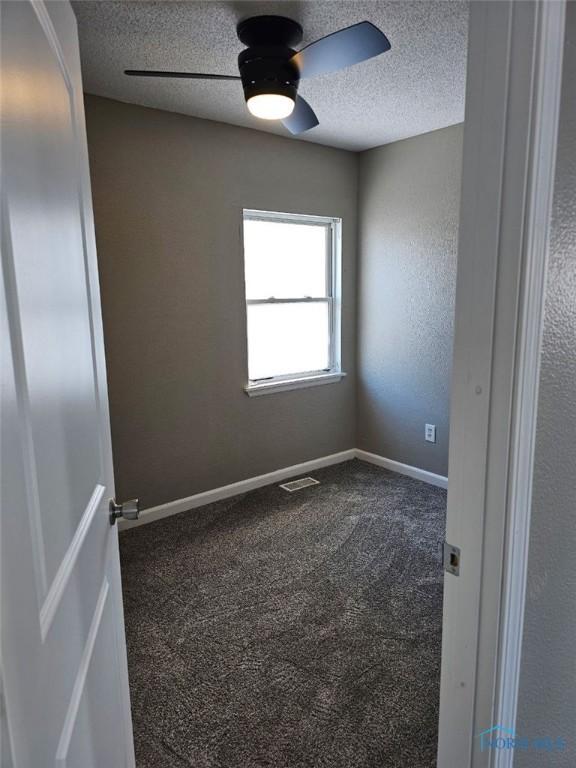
[
  {"xmin": 493, "ymin": 3, "xmax": 566, "ymax": 765},
  {"xmin": 437, "ymin": 2, "xmax": 566, "ymax": 767}
]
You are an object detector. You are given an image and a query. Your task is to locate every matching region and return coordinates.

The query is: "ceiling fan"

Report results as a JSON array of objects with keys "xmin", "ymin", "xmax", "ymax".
[{"xmin": 125, "ymin": 15, "xmax": 391, "ymax": 134}]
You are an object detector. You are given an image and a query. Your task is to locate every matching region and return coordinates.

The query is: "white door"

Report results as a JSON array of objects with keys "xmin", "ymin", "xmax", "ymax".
[{"xmin": 1, "ymin": 2, "xmax": 135, "ymax": 766}]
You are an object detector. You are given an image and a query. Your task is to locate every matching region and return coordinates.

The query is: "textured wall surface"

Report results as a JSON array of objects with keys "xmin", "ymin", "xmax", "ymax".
[
  {"xmin": 356, "ymin": 125, "xmax": 463, "ymax": 476},
  {"xmin": 85, "ymin": 95, "xmax": 357, "ymax": 509},
  {"xmin": 516, "ymin": 7, "xmax": 576, "ymax": 765}
]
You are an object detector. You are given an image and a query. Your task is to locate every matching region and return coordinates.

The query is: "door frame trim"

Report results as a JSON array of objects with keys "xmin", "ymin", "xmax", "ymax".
[
  {"xmin": 492, "ymin": 3, "xmax": 565, "ymax": 765},
  {"xmin": 437, "ymin": 2, "xmax": 566, "ymax": 766}
]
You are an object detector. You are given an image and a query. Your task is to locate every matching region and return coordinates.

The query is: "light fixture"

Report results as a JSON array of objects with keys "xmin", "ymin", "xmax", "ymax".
[
  {"xmin": 246, "ymin": 93, "xmax": 295, "ymax": 120},
  {"xmin": 125, "ymin": 16, "xmax": 392, "ymax": 135}
]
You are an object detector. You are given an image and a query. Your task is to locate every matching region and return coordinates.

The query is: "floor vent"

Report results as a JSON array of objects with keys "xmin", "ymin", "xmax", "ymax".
[{"xmin": 280, "ymin": 477, "xmax": 320, "ymax": 492}]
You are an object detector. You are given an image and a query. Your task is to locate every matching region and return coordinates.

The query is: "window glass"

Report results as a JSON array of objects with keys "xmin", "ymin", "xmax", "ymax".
[
  {"xmin": 244, "ymin": 219, "xmax": 328, "ymax": 299},
  {"xmin": 247, "ymin": 302, "xmax": 330, "ymax": 380}
]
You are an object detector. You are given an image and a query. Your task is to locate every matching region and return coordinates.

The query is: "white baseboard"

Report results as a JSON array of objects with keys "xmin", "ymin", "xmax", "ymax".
[
  {"xmin": 118, "ymin": 449, "xmax": 356, "ymax": 530},
  {"xmin": 119, "ymin": 448, "xmax": 448, "ymax": 530},
  {"xmin": 355, "ymin": 449, "xmax": 448, "ymax": 489}
]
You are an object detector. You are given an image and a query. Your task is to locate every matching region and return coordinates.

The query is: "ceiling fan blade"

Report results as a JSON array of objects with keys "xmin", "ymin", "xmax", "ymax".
[
  {"xmin": 124, "ymin": 70, "xmax": 240, "ymax": 80},
  {"xmin": 282, "ymin": 96, "xmax": 319, "ymax": 135},
  {"xmin": 291, "ymin": 21, "xmax": 391, "ymax": 78}
]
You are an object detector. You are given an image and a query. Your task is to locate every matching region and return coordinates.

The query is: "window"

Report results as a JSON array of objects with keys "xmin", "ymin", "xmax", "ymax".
[{"xmin": 242, "ymin": 209, "xmax": 344, "ymax": 395}]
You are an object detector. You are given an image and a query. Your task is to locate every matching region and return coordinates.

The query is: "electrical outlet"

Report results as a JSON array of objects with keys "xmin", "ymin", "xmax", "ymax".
[{"xmin": 425, "ymin": 424, "xmax": 437, "ymax": 443}]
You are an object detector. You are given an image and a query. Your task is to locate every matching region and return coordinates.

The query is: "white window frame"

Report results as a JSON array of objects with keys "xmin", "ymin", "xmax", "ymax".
[{"xmin": 242, "ymin": 209, "xmax": 345, "ymax": 396}]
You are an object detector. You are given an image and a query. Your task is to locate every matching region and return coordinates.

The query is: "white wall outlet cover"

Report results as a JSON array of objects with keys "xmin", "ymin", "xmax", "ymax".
[{"xmin": 425, "ymin": 424, "xmax": 437, "ymax": 443}]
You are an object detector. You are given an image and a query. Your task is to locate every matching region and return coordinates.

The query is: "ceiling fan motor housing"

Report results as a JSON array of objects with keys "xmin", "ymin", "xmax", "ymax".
[
  {"xmin": 238, "ymin": 46, "xmax": 300, "ymax": 102},
  {"xmin": 237, "ymin": 16, "xmax": 303, "ymax": 103}
]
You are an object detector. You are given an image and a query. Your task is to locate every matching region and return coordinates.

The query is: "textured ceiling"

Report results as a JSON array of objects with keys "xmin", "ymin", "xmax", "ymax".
[{"xmin": 73, "ymin": 0, "xmax": 468, "ymax": 152}]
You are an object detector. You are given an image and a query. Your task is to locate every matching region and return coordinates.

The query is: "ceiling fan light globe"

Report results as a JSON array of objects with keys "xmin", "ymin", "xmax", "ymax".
[{"xmin": 247, "ymin": 93, "xmax": 295, "ymax": 120}]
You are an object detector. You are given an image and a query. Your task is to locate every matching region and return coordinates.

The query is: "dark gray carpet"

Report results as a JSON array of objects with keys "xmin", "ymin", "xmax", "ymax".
[{"xmin": 120, "ymin": 459, "xmax": 446, "ymax": 768}]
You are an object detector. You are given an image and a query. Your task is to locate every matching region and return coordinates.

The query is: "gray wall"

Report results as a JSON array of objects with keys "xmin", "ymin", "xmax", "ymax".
[
  {"xmin": 85, "ymin": 95, "xmax": 357, "ymax": 509},
  {"xmin": 356, "ymin": 125, "xmax": 463, "ymax": 476},
  {"xmin": 516, "ymin": 5, "xmax": 576, "ymax": 764}
]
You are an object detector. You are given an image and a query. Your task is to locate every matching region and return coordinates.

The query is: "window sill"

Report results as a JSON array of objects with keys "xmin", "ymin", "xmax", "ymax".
[{"xmin": 244, "ymin": 371, "xmax": 346, "ymax": 397}]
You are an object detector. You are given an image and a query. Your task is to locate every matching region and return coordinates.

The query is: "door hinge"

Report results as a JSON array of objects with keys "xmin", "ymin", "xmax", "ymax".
[{"xmin": 443, "ymin": 542, "xmax": 461, "ymax": 576}]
